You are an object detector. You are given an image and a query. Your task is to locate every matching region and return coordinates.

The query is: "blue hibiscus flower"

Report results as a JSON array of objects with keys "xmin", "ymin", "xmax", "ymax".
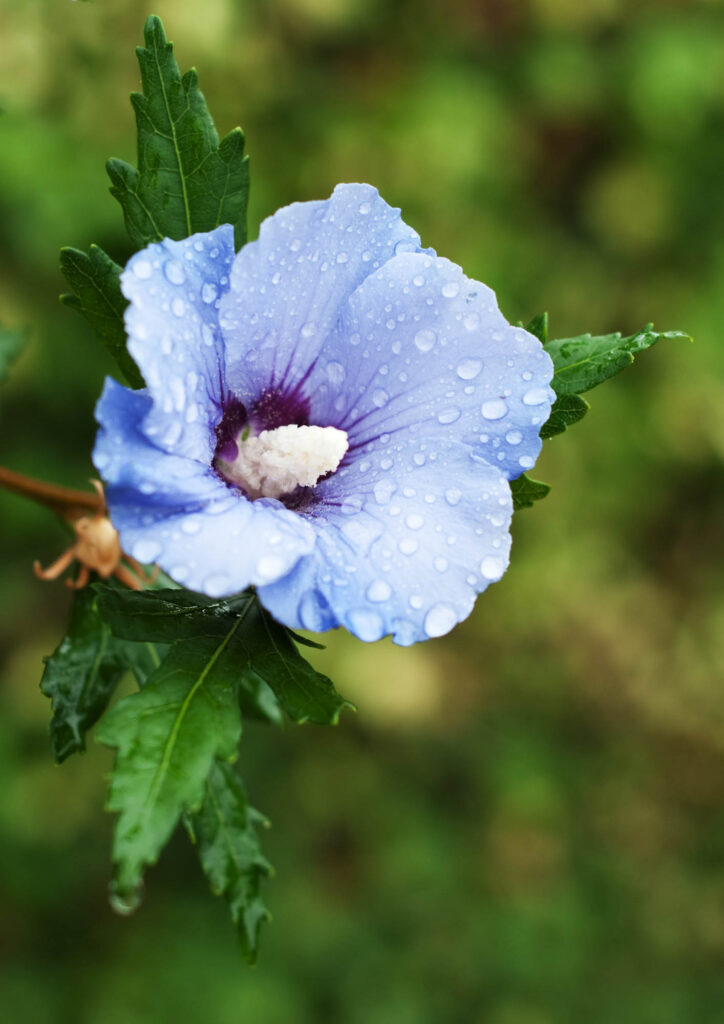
[{"xmin": 93, "ymin": 184, "xmax": 554, "ymax": 644}]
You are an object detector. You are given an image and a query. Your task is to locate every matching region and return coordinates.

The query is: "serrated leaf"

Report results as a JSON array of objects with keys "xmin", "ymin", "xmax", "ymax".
[
  {"xmin": 510, "ymin": 473, "xmax": 551, "ymax": 511},
  {"xmin": 540, "ymin": 392, "xmax": 590, "ymax": 440},
  {"xmin": 546, "ymin": 324, "xmax": 690, "ymax": 396},
  {"xmin": 107, "ymin": 15, "xmax": 249, "ymax": 250},
  {"xmin": 96, "ymin": 586, "xmax": 352, "ymax": 726},
  {"xmin": 186, "ymin": 761, "xmax": 272, "ymax": 963},
  {"xmin": 40, "ymin": 589, "xmax": 134, "ymax": 763},
  {"xmin": 59, "ymin": 245, "xmax": 143, "ymax": 388},
  {"xmin": 96, "ymin": 613, "xmax": 249, "ymax": 897},
  {"xmin": 95, "ymin": 584, "xmax": 247, "ymax": 642},
  {"xmin": 0, "ymin": 325, "xmax": 28, "ymax": 385}
]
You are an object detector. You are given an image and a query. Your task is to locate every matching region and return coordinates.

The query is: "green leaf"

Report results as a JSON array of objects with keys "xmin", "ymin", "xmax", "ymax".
[
  {"xmin": 59, "ymin": 245, "xmax": 143, "ymax": 388},
  {"xmin": 524, "ymin": 312, "xmax": 548, "ymax": 344},
  {"xmin": 107, "ymin": 15, "xmax": 249, "ymax": 250},
  {"xmin": 540, "ymin": 392, "xmax": 590, "ymax": 440},
  {"xmin": 186, "ymin": 761, "xmax": 272, "ymax": 963},
  {"xmin": 96, "ymin": 586, "xmax": 353, "ymax": 725},
  {"xmin": 510, "ymin": 473, "xmax": 551, "ymax": 511},
  {"xmin": 0, "ymin": 325, "xmax": 28, "ymax": 386},
  {"xmin": 40, "ymin": 590, "xmax": 134, "ymax": 763},
  {"xmin": 546, "ymin": 324, "xmax": 690, "ymax": 396},
  {"xmin": 96, "ymin": 613, "xmax": 248, "ymax": 897}
]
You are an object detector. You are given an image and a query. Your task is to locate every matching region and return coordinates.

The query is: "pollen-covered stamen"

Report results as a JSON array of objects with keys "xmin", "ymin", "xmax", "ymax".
[{"xmin": 218, "ymin": 424, "xmax": 349, "ymax": 500}]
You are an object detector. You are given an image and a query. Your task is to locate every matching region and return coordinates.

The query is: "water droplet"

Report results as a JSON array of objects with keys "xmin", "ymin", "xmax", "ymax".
[
  {"xmin": 441, "ymin": 281, "xmax": 460, "ymax": 298},
  {"xmin": 518, "ymin": 455, "xmax": 535, "ymax": 469},
  {"xmin": 372, "ymin": 388, "xmax": 389, "ymax": 408},
  {"xmin": 398, "ymin": 537, "xmax": 418, "ymax": 555},
  {"xmin": 347, "ymin": 608, "xmax": 384, "ymax": 642},
  {"xmin": 326, "ymin": 361, "xmax": 345, "ymax": 385},
  {"xmin": 205, "ymin": 573, "xmax": 230, "ymax": 597},
  {"xmin": 109, "ymin": 882, "xmax": 143, "ymax": 917},
  {"xmin": 171, "ymin": 296, "xmax": 186, "ymax": 317},
  {"xmin": 336, "ymin": 252, "xmax": 349, "ymax": 264},
  {"xmin": 423, "ymin": 603, "xmax": 457, "ymax": 638},
  {"xmin": 300, "ymin": 322, "xmax": 315, "ymax": 339},
  {"xmin": 181, "ymin": 517, "xmax": 202, "ymax": 535},
  {"xmin": 522, "ymin": 387, "xmax": 548, "ymax": 406},
  {"xmin": 445, "ymin": 488, "xmax": 462, "ymax": 506},
  {"xmin": 299, "ymin": 590, "xmax": 331, "ymax": 632},
  {"xmin": 290, "ymin": 238, "xmax": 302, "ymax": 252},
  {"xmin": 164, "ymin": 260, "xmax": 186, "ymax": 285},
  {"xmin": 434, "ymin": 557, "xmax": 448, "ymax": 573},
  {"xmin": 133, "ymin": 260, "xmax": 152, "ymax": 279},
  {"xmin": 169, "ymin": 376, "xmax": 185, "ymax": 411},
  {"xmin": 481, "ymin": 399, "xmax": 507, "ymax": 420},
  {"xmin": 256, "ymin": 555, "xmax": 287, "ymax": 583},
  {"xmin": 463, "ymin": 313, "xmax": 480, "ymax": 331},
  {"xmin": 437, "ymin": 406, "xmax": 461, "ymax": 425},
  {"xmin": 202, "ymin": 282, "xmax": 218, "ymax": 303},
  {"xmin": 412, "ymin": 274, "xmax": 425, "ymax": 287},
  {"xmin": 505, "ymin": 430, "xmax": 522, "ymax": 445},
  {"xmin": 366, "ymin": 579, "xmax": 392, "ymax": 603},
  {"xmin": 456, "ymin": 358, "xmax": 482, "ymax": 380},
  {"xmin": 358, "ymin": 201, "xmax": 371, "ymax": 214},
  {"xmin": 373, "ymin": 480, "xmax": 395, "ymax": 505},
  {"xmin": 478, "ymin": 555, "xmax": 504, "ymax": 581},
  {"xmin": 414, "ymin": 328, "xmax": 436, "ymax": 352},
  {"xmin": 405, "ymin": 513, "xmax": 424, "ymax": 530},
  {"xmin": 132, "ymin": 539, "xmax": 161, "ymax": 563}
]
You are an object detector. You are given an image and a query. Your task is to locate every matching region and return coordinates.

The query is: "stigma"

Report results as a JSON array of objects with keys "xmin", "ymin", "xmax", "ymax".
[{"xmin": 218, "ymin": 423, "xmax": 349, "ymax": 500}]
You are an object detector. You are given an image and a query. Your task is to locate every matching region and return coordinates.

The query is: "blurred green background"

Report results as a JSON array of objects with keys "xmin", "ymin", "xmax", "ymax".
[{"xmin": 1, "ymin": 0, "xmax": 723, "ymax": 1021}]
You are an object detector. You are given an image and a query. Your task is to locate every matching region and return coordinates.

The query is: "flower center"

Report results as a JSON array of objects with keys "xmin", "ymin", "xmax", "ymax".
[{"xmin": 217, "ymin": 424, "xmax": 349, "ymax": 500}]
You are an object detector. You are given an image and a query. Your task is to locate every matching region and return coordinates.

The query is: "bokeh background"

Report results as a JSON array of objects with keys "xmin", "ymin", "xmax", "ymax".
[{"xmin": 1, "ymin": 0, "xmax": 723, "ymax": 1021}]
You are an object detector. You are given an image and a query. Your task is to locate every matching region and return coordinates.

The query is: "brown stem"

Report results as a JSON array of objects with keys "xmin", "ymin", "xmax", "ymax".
[{"xmin": 0, "ymin": 466, "xmax": 103, "ymax": 520}]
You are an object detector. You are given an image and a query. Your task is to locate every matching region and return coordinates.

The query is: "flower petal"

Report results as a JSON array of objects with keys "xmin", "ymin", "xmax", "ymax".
[
  {"xmin": 94, "ymin": 378, "xmax": 315, "ymax": 592},
  {"xmin": 121, "ymin": 225, "xmax": 236, "ymax": 463},
  {"xmin": 218, "ymin": 184, "xmax": 430, "ymax": 406},
  {"xmin": 257, "ymin": 436, "xmax": 512, "ymax": 645},
  {"xmin": 307, "ymin": 251, "xmax": 554, "ymax": 481}
]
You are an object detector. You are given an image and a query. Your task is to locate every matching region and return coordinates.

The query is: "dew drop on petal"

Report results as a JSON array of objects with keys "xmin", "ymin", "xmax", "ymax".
[
  {"xmin": 171, "ymin": 297, "xmax": 186, "ymax": 317},
  {"xmin": 480, "ymin": 555, "xmax": 505, "ymax": 580},
  {"xmin": 347, "ymin": 608, "xmax": 385, "ymax": 642},
  {"xmin": 522, "ymin": 387, "xmax": 549, "ymax": 406},
  {"xmin": 181, "ymin": 517, "xmax": 202, "ymax": 535},
  {"xmin": 202, "ymin": 282, "xmax": 218, "ymax": 304},
  {"xmin": 366, "ymin": 579, "xmax": 392, "ymax": 603},
  {"xmin": 463, "ymin": 313, "xmax": 480, "ymax": 331},
  {"xmin": 398, "ymin": 537, "xmax": 418, "ymax": 555},
  {"xmin": 326, "ymin": 361, "xmax": 346, "ymax": 385},
  {"xmin": 413, "ymin": 275, "xmax": 425, "ymax": 287},
  {"xmin": 456, "ymin": 358, "xmax": 482, "ymax": 380},
  {"xmin": 481, "ymin": 399, "xmax": 508, "ymax": 420},
  {"xmin": 133, "ymin": 260, "xmax": 152, "ymax": 279},
  {"xmin": 373, "ymin": 388, "xmax": 389, "ymax": 407},
  {"xmin": 301, "ymin": 322, "xmax": 316, "ymax": 339},
  {"xmin": 519, "ymin": 455, "xmax": 535, "ymax": 469},
  {"xmin": 255, "ymin": 554, "xmax": 287, "ymax": 583},
  {"xmin": 164, "ymin": 260, "xmax": 186, "ymax": 285},
  {"xmin": 358, "ymin": 201, "xmax": 372, "ymax": 214},
  {"xmin": 423, "ymin": 603, "xmax": 457, "ymax": 638},
  {"xmin": 441, "ymin": 281, "xmax": 460, "ymax": 298},
  {"xmin": 434, "ymin": 557, "xmax": 448, "ymax": 573},
  {"xmin": 445, "ymin": 488, "xmax": 462, "ymax": 506},
  {"xmin": 437, "ymin": 406, "xmax": 461, "ymax": 425},
  {"xmin": 132, "ymin": 539, "xmax": 161, "ymax": 563},
  {"xmin": 414, "ymin": 328, "xmax": 436, "ymax": 352},
  {"xmin": 405, "ymin": 513, "xmax": 424, "ymax": 530},
  {"xmin": 205, "ymin": 573, "xmax": 230, "ymax": 597},
  {"xmin": 506, "ymin": 430, "xmax": 523, "ymax": 445}
]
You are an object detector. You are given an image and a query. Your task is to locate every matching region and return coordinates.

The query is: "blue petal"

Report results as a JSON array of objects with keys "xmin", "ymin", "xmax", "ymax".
[
  {"xmin": 306, "ymin": 251, "xmax": 554, "ymax": 481},
  {"xmin": 121, "ymin": 225, "xmax": 235, "ymax": 463},
  {"xmin": 94, "ymin": 378, "xmax": 315, "ymax": 593},
  {"xmin": 218, "ymin": 184, "xmax": 431, "ymax": 406},
  {"xmin": 257, "ymin": 437, "xmax": 513, "ymax": 645}
]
